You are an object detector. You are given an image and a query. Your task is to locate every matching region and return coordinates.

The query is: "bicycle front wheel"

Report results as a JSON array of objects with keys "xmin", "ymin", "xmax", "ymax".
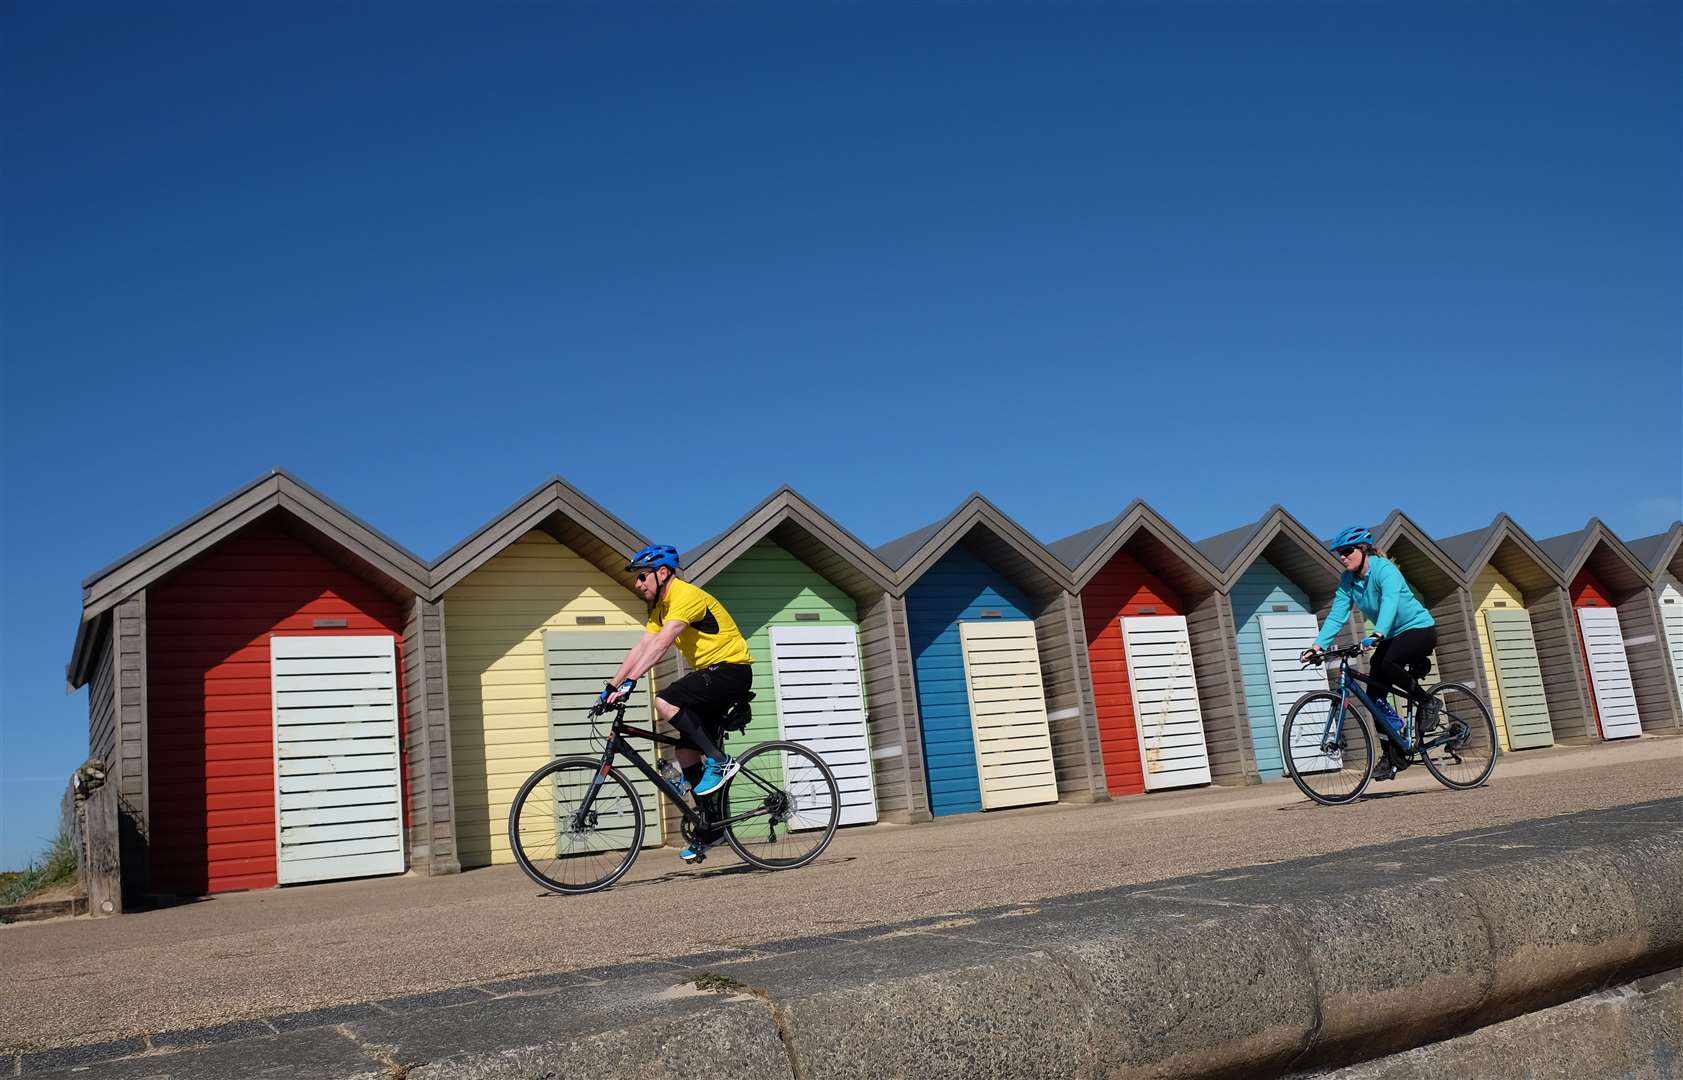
[
  {"xmin": 721, "ymin": 740, "xmax": 840, "ymax": 871},
  {"xmin": 1420, "ymin": 682, "xmax": 1498, "ymax": 790},
  {"xmin": 508, "ymin": 757, "xmax": 645, "ymax": 895},
  {"xmin": 1282, "ymin": 691, "xmax": 1375, "ymax": 806}
]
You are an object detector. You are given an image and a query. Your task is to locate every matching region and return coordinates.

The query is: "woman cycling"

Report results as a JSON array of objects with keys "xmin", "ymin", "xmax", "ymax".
[{"xmin": 1300, "ymin": 526, "xmax": 1436, "ymax": 780}]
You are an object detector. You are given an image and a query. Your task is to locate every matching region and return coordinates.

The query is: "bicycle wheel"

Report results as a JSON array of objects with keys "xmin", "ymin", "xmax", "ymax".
[
  {"xmin": 1420, "ymin": 682, "xmax": 1498, "ymax": 790},
  {"xmin": 508, "ymin": 757, "xmax": 645, "ymax": 895},
  {"xmin": 720, "ymin": 740, "xmax": 840, "ymax": 871},
  {"xmin": 1282, "ymin": 691, "xmax": 1376, "ymax": 806}
]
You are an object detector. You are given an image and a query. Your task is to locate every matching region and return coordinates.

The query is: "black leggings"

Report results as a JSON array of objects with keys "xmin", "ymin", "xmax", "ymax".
[{"xmin": 1369, "ymin": 626, "xmax": 1438, "ymax": 706}]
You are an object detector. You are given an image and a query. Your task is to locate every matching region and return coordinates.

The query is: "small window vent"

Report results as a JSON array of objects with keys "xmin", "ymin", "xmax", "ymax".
[
  {"xmin": 312, "ymin": 618, "xmax": 348, "ymax": 629},
  {"xmin": 576, "ymin": 615, "xmax": 607, "ymax": 625},
  {"xmin": 1137, "ymin": 606, "xmax": 1158, "ymax": 615},
  {"xmin": 980, "ymin": 610, "xmax": 1003, "ymax": 618},
  {"xmin": 1492, "ymin": 601, "xmax": 1507, "ymax": 607},
  {"xmin": 1271, "ymin": 604, "xmax": 1289, "ymax": 613},
  {"xmin": 794, "ymin": 612, "xmax": 821, "ymax": 622}
]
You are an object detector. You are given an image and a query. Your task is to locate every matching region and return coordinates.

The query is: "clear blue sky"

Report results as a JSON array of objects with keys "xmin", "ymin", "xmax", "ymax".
[{"xmin": 3, "ymin": 2, "xmax": 1678, "ymax": 867}]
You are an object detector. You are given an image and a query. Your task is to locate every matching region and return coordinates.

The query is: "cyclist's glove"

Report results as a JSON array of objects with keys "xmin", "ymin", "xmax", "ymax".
[{"xmin": 597, "ymin": 678, "xmax": 637, "ymax": 705}]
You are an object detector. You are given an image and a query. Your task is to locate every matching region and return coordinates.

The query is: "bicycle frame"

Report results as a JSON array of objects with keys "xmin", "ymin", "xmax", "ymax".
[
  {"xmin": 1315, "ymin": 654, "xmax": 1460, "ymax": 758},
  {"xmin": 571, "ymin": 703, "xmax": 782, "ymax": 833}
]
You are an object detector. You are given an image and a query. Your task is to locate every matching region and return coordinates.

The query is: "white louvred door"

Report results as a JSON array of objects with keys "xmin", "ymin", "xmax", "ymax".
[
  {"xmin": 1258, "ymin": 613, "xmax": 1338, "ymax": 773},
  {"xmin": 958, "ymin": 620, "xmax": 1059, "ymax": 810},
  {"xmin": 1660, "ymin": 581, "xmax": 1683, "ymax": 708},
  {"xmin": 770, "ymin": 624, "xmax": 877, "ymax": 827},
  {"xmin": 1576, "ymin": 607, "xmax": 1642, "ymax": 739},
  {"xmin": 272, "ymin": 636, "xmax": 405, "ymax": 885},
  {"xmin": 1120, "ymin": 616, "xmax": 1211, "ymax": 790}
]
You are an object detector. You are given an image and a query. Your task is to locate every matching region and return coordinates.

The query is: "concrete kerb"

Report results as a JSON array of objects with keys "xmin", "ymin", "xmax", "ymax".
[
  {"xmin": 407, "ymin": 810, "xmax": 1683, "ymax": 1080},
  {"xmin": 23, "ymin": 801, "xmax": 1683, "ymax": 1080}
]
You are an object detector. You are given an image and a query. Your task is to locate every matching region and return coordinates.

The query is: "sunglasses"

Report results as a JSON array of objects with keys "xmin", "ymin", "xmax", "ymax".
[{"xmin": 1336, "ymin": 546, "xmax": 1360, "ymax": 558}]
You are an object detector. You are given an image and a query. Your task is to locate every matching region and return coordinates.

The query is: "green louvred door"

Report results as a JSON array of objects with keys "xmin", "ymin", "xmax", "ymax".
[
  {"xmin": 1482, "ymin": 609, "xmax": 1553, "ymax": 749},
  {"xmin": 544, "ymin": 629, "xmax": 663, "ymax": 847}
]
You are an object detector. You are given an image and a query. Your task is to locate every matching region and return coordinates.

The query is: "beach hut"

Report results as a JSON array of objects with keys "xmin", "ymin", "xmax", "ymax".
[
  {"xmin": 1195, "ymin": 507, "xmax": 1345, "ymax": 783},
  {"xmin": 677, "ymin": 488, "xmax": 916, "ymax": 827},
  {"xmin": 1540, "ymin": 521, "xmax": 1677, "ymax": 739},
  {"xmin": 1049, "ymin": 503, "xmax": 1246, "ymax": 795},
  {"xmin": 1628, "ymin": 524, "xmax": 1683, "ymax": 725},
  {"xmin": 1438, "ymin": 515, "xmax": 1594, "ymax": 746},
  {"xmin": 65, "ymin": 471, "xmax": 443, "ymax": 911},
  {"xmin": 428, "ymin": 478, "xmax": 662, "ymax": 868},
  {"xmin": 1371, "ymin": 510, "xmax": 1492, "ymax": 700},
  {"xmin": 876, "ymin": 495, "xmax": 1103, "ymax": 816}
]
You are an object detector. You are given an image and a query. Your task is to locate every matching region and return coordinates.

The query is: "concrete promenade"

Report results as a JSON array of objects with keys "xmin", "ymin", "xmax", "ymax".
[{"xmin": 3, "ymin": 737, "xmax": 1679, "ymax": 1076}]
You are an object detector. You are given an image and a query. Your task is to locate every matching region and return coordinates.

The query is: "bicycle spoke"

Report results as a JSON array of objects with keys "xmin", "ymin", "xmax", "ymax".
[
  {"xmin": 723, "ymin": 742, "xmax": 840, "ymax": 870},
  {"xmin": 1420, "ymin": 684, "xmax": 1498, "ymax": 790},
  {"xmin": 509, "ymin": 760, "xmax": 644, "ymax": 894}
]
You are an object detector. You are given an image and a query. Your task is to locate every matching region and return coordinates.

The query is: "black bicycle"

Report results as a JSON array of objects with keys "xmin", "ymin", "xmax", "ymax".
[
  {"xmin": 506, "ymin": 698, "xmax": 841, "ymax": 894},
  {"xmin": 1282, "ymin": 641, "xmax": 1498, "ymax": 806}
]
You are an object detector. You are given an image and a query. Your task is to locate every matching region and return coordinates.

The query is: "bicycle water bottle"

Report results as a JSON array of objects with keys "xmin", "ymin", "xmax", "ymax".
[{"xmin": 656, "ymin": 758, "xmax": 696, "ymax": 809}]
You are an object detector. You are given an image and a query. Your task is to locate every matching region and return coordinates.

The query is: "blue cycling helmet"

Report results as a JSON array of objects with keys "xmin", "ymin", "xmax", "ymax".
[
  {"xmin": 626, "ymin": 544, "xmax": 681, "ymax": 573},
  {"xmin": 1328, "ymin": 526, "xmax": 1375, "ymax": 552}
]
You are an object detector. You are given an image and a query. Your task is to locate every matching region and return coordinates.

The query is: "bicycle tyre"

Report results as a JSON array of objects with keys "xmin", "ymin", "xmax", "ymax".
[
  {"xmin": 1282, "ymin": 691, "xmax": 1376, "ymax": 806},
  {"xmin": 1419, "ymin": 682, "xmax": 1498, "ymax": 791},
  {"xmin": 720, "ymin": 740, "xmax": 840, "ymax": 871},
  {"xmin": 508, "ymin": 757, "xmax": 645, "ymax": 895}
]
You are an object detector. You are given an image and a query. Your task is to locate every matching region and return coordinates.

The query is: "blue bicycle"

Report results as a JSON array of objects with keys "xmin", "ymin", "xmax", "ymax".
[{"xmin": 1282, "ymin": 641, "xmax": 1498, "ymax": 805}]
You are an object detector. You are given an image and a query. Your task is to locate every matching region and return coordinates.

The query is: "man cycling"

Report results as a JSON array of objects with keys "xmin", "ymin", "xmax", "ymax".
[
  {"xmin": 600, "ymin": 544, "xmax": 754, "ymax": 862},
  {"xmin": 1299, "ymin": 526, "xmax": 1437, "ymax": 781}
]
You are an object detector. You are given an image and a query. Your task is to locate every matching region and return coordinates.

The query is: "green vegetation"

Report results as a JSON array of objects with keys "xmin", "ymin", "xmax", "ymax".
[{"xmin": 0, "ymin": 831, "xmax": 79, "ymax": 906}]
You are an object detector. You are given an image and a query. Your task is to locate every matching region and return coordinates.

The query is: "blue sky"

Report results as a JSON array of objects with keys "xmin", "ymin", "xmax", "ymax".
[{"xmin": 2, "ymin": 2, "xmax": 1678, "ymax": 867}]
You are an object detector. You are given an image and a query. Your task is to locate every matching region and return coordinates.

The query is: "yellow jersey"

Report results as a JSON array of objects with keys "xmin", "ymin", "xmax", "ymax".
[{"xmin": 646, "ymin": 577, "xmax": 753, "ymax": 669}]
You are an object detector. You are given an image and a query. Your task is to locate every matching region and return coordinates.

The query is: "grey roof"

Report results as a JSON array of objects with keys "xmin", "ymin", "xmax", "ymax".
[
  {"xmin": 871, "ymin": 492, "xmax": 1073, "ymax": 595},
  {"xmin": 1436, "ymin": 520, "xmax": 1501, "ymax": 573},
  {"xmin": 1375, "ymin": 509, "xmax": 1467, "ymax": 586},
  {"xmin": 1627, "ymin": 524, "xmax": 1682, "ymax": 575},
  {"xmin": 1193, "ymin": 514, "xmax": 1270, "ymax": 573},
  {"xmin": 875, "ymin": 509, "xmax": 964, "ymax": 572},
  {"xmin": 69, "ymin": 469, "xmax": 435, "ymax": 688},
  {"xmin": 81, "ymin": 468, "xmax": 428, "ymax": 588},
  {"xmin": 679, "ymin": 485, "xmax": 895, "ymax": 595},
  {"xmin": 1047, "ymin": 514, "xmax": 1128, "ymax": 571},
  {"xmin": 1537, "ymin": 526, "xmax": 1591, "ymax": 575}
]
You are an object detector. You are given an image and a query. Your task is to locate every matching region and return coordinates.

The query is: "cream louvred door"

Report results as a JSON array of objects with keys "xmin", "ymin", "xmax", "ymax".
[
  {"xmin": 543, "ymin": 629, "xmax": 661, "ymax": 848},
  {"xmin": 1120, "ymin": 616, "xmax": 1211, "ymax": 790},
  {"xmin": 958, "ymin": 620, "xmax": 1059, "ymax": 810},
  {"xmin": 271, "ymin": 636, "xmax": 405, "ymax": 885},
  {"xmin": 1576, "ymin": 607, "xmax": 1642, "ymax": 739},
  {"xmin": 1483, "ymin": 608, "xmax": 1553, "ymax": 749}
]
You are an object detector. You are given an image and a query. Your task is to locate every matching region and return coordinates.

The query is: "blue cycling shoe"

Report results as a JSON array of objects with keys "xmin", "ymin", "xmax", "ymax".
[{"xmin": 692, "ymin": 756, "xmax": 739, "ymax": 798}]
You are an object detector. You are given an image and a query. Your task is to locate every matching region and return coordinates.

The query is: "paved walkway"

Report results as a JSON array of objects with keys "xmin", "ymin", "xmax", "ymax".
[{"xmin": 2, "ymin": 736, "xmax": 1678, "ymax": 1054}]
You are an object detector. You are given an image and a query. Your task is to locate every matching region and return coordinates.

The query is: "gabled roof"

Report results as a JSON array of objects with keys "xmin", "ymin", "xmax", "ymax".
[
  {"xmin": 1628, "ymin": 523, "xmax": 1683, "ymax": 579},
  {"xmin": 1375, "ymin": 509, "xmax": 1468, "ymax": 606},
  {"xmin": 1193, "ymin": 505, "xmax": 1344, "ymax": 598},
  {"xmin": 681, "ymin": 486, "xmax": 895, "ymax": 598},
  {"xmin": 1435, "ymin": 513, "xmax": 1566, "ymax": 595},
  {"xmin": 1536, "ymin": 518, "xmax": 1653, "ymax": 599},
  {"xmin": 874, "ymin": 493, "xmax": 1072, "ymax": 600},
  {"xmin": 1049, "ymin": 500, "xmax": 1225, "ymax": 594},
  {"xmin": 427, "ymin": 475, "xmax": 647, "ymax": 598},
  {"xmin": 68, "ymin": 469, "xmax": 432, "ymax": 688}
]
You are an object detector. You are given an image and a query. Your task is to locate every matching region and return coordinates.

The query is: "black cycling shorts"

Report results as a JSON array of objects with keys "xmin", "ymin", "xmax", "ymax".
[{"xmin": 657, "ymin": 663, "xmax": 753, "ymax": 737}]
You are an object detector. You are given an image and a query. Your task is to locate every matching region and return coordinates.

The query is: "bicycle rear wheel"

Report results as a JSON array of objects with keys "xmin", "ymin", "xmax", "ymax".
[
  {"xmin": 721, "ymin": 740, "xmax": 840, "ymax": 870},
  {"xmin": 508, "ymin": 757, "xmax": 645, "ymax": 894},
  {"xmin": 1420, "ymin": 683, "xmax": 1498, "ymax": 790},
  {"xmin": 1282, "ymin": 691, "xmax": 1375, "ymax": 806}
]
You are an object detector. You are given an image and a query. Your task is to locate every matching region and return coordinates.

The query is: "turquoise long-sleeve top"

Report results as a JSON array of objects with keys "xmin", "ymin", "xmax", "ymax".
[{"xmin": 1314, "ymin": 555, "xmax": 1435, "ymax": 649}]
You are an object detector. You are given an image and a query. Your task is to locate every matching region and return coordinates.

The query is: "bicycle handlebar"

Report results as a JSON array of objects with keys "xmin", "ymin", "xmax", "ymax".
[{"xmin": 1302, "ymin": 642, "xmax": 1367, "ymax": 666}]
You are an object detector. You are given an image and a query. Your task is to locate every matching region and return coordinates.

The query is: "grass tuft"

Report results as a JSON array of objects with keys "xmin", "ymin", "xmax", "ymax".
[{"xmin": 0, "ymin": 831, "xmax": 79, "ymax": 906}]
